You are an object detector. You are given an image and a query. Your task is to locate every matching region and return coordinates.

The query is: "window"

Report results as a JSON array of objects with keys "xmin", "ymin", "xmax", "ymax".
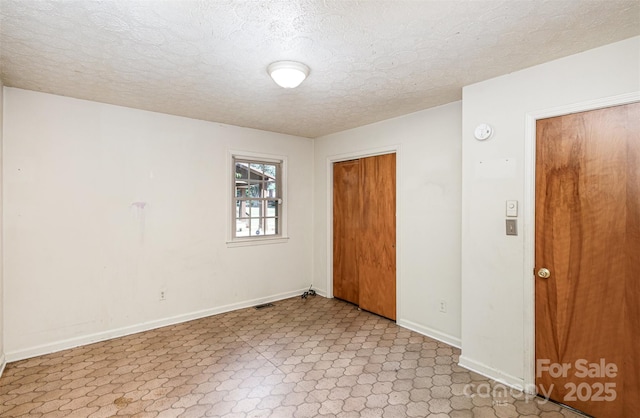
[{"xmin": 232, "ymin": 155, "xmax": 284, "ymax": 241}]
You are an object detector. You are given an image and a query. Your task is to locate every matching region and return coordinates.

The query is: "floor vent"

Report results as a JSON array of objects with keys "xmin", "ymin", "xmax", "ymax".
[{"xmin": 254, "ymin": 303, "xmax": 275, "ymax": 310}]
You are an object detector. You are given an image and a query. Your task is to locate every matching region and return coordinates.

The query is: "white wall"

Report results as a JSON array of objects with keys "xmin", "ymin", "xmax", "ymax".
[
  {"xmin": 0, "ymin": 82, "xmax": 5, "ymax": 375},
  {"xmin": 3, "ymin": 88, "xmax": 314, "ymax": 360},
  {"xmin": 313, "ymin": 102, "xmax": 462, "ymax": 346},
  {"xmin": 460, "ymin": 36, "xmax": 640, "ymax": 386}
]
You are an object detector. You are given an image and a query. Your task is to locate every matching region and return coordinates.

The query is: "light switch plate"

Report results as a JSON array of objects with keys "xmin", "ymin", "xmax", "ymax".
[
  {"xmin": 506, "ymin": 200, "xmax": 518, "ymax": 217},
  {"xmin": 506, "ymin": 219, "xmax": 518, "ymax": 236}
]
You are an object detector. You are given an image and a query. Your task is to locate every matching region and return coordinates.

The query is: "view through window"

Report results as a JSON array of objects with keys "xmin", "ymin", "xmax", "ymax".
[{"xmin": 233, "ymin": 158, "xmax": 282, "ymax": 238}]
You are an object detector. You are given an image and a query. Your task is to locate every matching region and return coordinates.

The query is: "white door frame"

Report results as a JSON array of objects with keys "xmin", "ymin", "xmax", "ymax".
[
  {"xmin": 522, "ymin": 92, "xmax": 640, "ymax": 392},
  {"xmin": 325, "ymin": 145, "xmax": 401, "ymax": 315}
]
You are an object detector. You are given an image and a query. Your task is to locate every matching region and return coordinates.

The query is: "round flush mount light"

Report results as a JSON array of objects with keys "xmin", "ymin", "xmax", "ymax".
[{"xmin": 267, "ymin": 61, "xmax": 310, "ymax": 88}]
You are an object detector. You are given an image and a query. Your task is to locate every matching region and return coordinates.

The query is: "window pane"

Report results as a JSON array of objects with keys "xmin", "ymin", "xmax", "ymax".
[
  {"xmin": 247, "ymin": 183, "xmax": 261, "ymax": 197},
  {"xmin": 235, "ymin": 200, "xmax": 250, "ymax": 236},
  {"xmin": 236, "ymin": 223, "xmax": 250, "ymax": 237},
  {"xmin": 249, "ymin": 163, "xmax": 264, "ymax": 180},
  {"xmin": 235, "ymin": 184, "xmax": 248, "ymax": 197},
  {"xmin": 265, "ymin": 218, "xmax": 277, "ymax": 235},
  {"xmin": 266, "ymin": 181, "xmax": 277, "ymax": 197},
  {"xmin": 250, "ymin": 218, "xmax": 262, "ymax": 236},
  {"xmin": 248, "ymin": 200, "xmax": 261, "ymax": 219},
  {"xmin": 263, "ymin": 164, "xmax": 277, "ymax": 179},
  {"xmin": 266, "ymin": 200, "xmax": 278, "ymax": 217},
  {"xmin": 235, "ymin": 162, "xmax": 249, "ymax": 180}
]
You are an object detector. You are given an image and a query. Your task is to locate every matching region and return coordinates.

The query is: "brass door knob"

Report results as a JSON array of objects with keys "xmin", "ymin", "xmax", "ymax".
[{"xmin": 537, "ymin": 268, "xmax": 551, "ymax": 279}]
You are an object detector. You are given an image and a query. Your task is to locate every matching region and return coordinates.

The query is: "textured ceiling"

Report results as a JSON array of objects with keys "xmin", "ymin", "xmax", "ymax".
[{"xmin": 1, "ymin": 1, "xmax": 639, "ymax": 138}]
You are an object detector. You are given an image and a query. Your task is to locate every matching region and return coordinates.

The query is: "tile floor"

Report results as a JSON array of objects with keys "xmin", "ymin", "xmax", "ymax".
[{"xmin": 0, "ymin": 296, "xmax": 584, "ymax": 417}]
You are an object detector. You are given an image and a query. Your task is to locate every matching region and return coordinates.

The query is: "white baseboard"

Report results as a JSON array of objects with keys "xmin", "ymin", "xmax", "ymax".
[
  {"xmin": 397, "ymin": 319, "xmax": 461, "ymax": 348},
  {"xmin": 6, "ymin": 288, "xmax": 310, "ymax": 363},
  {"xmin": 311, "ymin": 287, "xmax": 327, "ymax": 297},
  {"xmin": 458, "ymin": 355, "xmax": 526, "ymax": 390},
  {"xmin": 0, "ymin": 353, "xmax": 6, "ymax": 378}
]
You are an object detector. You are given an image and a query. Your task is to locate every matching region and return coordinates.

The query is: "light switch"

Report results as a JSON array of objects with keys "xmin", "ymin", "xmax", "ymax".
[
  {"xmin": 506, "ymin": 219, "xmax": 518, "ymax": 236},
  {"xmin": 506, "ymin": 200, "xmax": 518, "ymax": 217}
]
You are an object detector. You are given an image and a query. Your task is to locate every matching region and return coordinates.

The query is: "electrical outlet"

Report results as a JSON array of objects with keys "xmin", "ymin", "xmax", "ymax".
[
  {"xmin": 159, "ymin": 290, "xmax": 166, "ymax": 301},
  {"xmin": 439, "ymin": 300, "xmax": 447, "ymax": 313}
]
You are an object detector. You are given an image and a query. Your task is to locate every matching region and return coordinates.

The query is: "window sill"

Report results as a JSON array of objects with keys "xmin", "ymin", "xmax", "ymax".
[{"xmin": 226, "ymin": 236, "xmax": 290, "ymax": 248}]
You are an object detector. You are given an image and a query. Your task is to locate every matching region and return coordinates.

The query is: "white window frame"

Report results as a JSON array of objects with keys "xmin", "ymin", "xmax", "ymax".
[{"xmin": 227, "ymin": 150, "xmax": 288, "ymax": 247}]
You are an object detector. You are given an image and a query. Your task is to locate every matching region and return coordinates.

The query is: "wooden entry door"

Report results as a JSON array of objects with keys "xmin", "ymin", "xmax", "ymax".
[
  {"xmin": 333, "ymin": 153, "xmax": 396, "ymax": 320},
  {"xmin": 535, "ymin": 102, "xmax": 639, "ymax": 417}
]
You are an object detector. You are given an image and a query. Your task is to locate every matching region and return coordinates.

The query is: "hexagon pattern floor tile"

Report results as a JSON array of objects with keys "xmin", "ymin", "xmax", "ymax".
[{"xmin": 0, "ymin": 296, "xmax": 584, "ymax": 417}]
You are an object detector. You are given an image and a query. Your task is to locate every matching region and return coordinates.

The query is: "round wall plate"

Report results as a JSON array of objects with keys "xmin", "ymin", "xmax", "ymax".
[{"xmin": 474, "ymin": 123, "xmax": 493, "ymax": 140}]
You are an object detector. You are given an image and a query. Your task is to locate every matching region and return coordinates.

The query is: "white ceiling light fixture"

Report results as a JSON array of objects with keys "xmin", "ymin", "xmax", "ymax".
[{"xmin": 267, "ymin": 61, "xmax": 310, "ymax": 88}]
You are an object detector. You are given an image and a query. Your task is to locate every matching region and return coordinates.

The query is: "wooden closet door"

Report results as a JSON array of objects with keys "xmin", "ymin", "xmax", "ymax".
[
  {"xmin": 333, "ymin": 160, "xmax": 360, "ymax": 305},
  {"xmin": 358, "ymin": 153, "xmax": 396, "ymax": 320}
]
